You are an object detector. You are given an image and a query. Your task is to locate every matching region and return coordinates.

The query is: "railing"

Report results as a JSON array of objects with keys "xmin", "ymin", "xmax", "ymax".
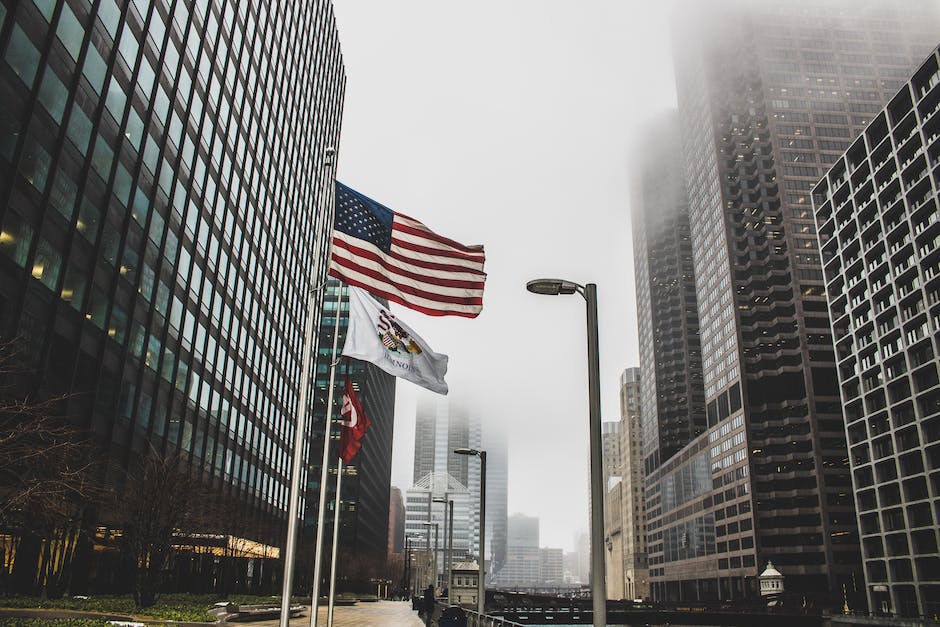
[{"xmin": 463, "ymin": 609, "xmax": 526, "ymax": 627}]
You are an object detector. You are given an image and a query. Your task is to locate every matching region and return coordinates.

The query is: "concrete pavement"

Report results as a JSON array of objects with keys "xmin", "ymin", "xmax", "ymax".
[{"xmin": 252, "ymin": 600, "xmax": 426, "ymax": 627}]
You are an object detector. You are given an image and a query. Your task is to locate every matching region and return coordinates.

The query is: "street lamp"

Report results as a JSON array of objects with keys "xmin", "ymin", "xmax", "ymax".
[
  {"xmin": 454, "ymin": 447, "xmax": 486, "ymax": 616},
  {"xmin": 526, "ymin": 278, "xmax": 606, "ymax": 627},
  {"xmin": 433, "ymin": 496, "xmax": 454, "ymax": 601}
]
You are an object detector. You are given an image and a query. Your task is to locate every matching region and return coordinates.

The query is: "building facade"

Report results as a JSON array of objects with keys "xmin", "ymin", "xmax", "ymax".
[
  {"xmin": 484, "ymin": 430, "xmax": 508, "ymax": 582},
  {"xmin": 647, "ymin": 0, "xmax": 940, "ymax": 604},
  {"xmin": 408, "ymin": 395, "xmax": 482, "ymax": 567},
  {"xmin": 0, "ymin": 0, "xmax": 343, "ymax": 592},
  {"xmin": 494, "ymin": 513, "xmax": 540, "ymax": 587},
  {"xmin": 619, "ymin": 368, "xmax": 649, "ymax": 600},
  {"xmin": 388, "ymin": 486, "xmax": 405, "ymax": 555},
  {"xmin": 812, "ymin": 46, "xmax": 940, "ymax": 617}
]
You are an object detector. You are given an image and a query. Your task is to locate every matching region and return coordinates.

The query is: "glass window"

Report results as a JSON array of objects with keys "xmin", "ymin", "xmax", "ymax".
[
  {"xmin": 137, "ymin": 57, "xmax": 156, "ymax": 99},
  {"xmin": 91, "ymin": 135, "xmax": 115, "ymax": 179},
  {"xmin": 76, "ymin": 198, "xmax": 101, "ymax": 244},
  {"xmin": 105, "ymin": 77, "xmax": 127, "ymax": 122},
  {"xmin": 117, "ymin": 27, "xmax": 139, "ymax": 68},
  {"xmin": 86, "ymin": 286, "xmax": 108, "ymax": 329},
  {"xmin": 6, "ymin": 25, "xmax": 41, "ymax": 87},
  {"xmin": 38, "ymin": 70, "xmax": 69, "ymax": 123},
  {"xmin": 48, "ymin": 170, "xmax": 78, "ymax": 220},
  {"xmin": 19, "ymin": 133, "xmax": 51, "ymax": 192},
  {"xmin": 57, "ymin": 4, "xmax": 85, "ymax": 61},
  {"xmin": 61, "ymin": 262, "xmax": 88, "ymax": 310},
  {"xmin": 31, "ymin": 238, "xmax": 61, "ymax": 291},
  {"xmin": 140, "ymin": 263, "xmax": 155, "ymax": 302},
  {"xmin": 156, "ymin": 280, "xmax": 171, "ymax": 318},
  {"xmin": 120, "ymin": 245, "xmax": 139, "ymax": 283},
  {"xmin": 97, "ymin": 0, "xmax": 121, "ymax": 36},
  {"xmin": 66, "ymin": 106, "xmax": 93, "ymax": 154},
  {"xmin": 113, "ymin": 163, "xmax": 133, "ymax": 206},
  {"xmin": 101, "ymin": 223, "xmax": 120, "ymax": 266},
  {"xmin": 109, "ymin": 305, "xmax": 127, "ymax": 342},
  {"xmin": 131, "ymin": 186, "xmax": 149, "ymax": 225},
  {"xmin": 82, "ymin": 46, "xmax": 108, "ymax": 94},
  {"xmin": 126, "ymin": 108, "xmax": 145, "ymax": 150},
  {"xmin": 32, "ymin": 0, "xmax": 55, "ymax": 22},
  {"xmin": 153, "ymin": 85, "xmax": 170, "ymax": 124},
  {"xmin": 0, "ymin": 212, "xmax": 34, "ymax": 267}
]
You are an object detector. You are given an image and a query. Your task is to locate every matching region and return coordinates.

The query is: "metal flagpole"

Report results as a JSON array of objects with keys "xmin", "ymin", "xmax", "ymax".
[
  {"xmin": 326, "ymin": 457, "xmax": 344, "ymax": 627},
  {"xmin": 279, "ymin": 146, "xmax": 334, "ymax": 627},
  {"xmin": 278, "ymin": 290, "xmax": 319, "ymax": 627},
  {"xmin": 310, "ymin": 285, "xmax": 344, "ymax": 627}
]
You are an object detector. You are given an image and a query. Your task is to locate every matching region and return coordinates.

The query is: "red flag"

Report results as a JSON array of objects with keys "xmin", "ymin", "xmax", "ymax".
[{"xmin": 339, "ymin": 377, "xmax": 371, "ymax": 464}]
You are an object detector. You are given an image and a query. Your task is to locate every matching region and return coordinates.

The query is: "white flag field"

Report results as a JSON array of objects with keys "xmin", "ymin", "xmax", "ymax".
[{"xmin": 342, "ymin": 286, "xmax": 449, "ymax": 395}]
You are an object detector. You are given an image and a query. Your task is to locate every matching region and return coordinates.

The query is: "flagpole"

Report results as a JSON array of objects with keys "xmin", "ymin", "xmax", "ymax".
[
  {"xmin": 278, "ymin": 290, "xmax": 318, "ymax": 627},
  {"xmin": 326, "ymin": 457, "xmax": 344, "ymax": 627},
  {"xmin": 310, "ymin": 283, "xmax": 344, "ymax": 627},
  {"xmin": 279, "ymin": 146, "xmax": 335, "ymax": 627}
]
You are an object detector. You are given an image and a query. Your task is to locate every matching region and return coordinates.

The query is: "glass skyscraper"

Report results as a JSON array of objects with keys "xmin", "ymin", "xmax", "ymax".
[
  {"xmin": 304, "ymin": 279, "xmax": 396, "ymax": 583},
  {"xmin": 0, "ymin": 0, "xmax": 343, "ymax": 589}
]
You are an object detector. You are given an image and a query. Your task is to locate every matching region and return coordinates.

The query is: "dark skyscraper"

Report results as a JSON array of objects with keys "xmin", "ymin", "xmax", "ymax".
[
  {"xmin": 812, "ymin": 45, "xmax": 940, "ymax": 617},
  {"xmin": 636, "ymin": 0, "xmax": 940, "ymax": 603},
  {"xmin": 631, "ymin": 111, "xmax": 707, "ymax": 477},
  {"xmin": 0, "ymin": 0, "xmax": 343, "ymax": 586},
  {"xmin": 305, "ymin": 279, "xmax": 396, "ymax": 565}
]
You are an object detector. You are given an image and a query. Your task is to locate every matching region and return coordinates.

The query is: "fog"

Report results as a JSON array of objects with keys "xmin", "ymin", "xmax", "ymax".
[{"xmin": 330, "ymin": 0, "xmax": 929, "ymax": 551}]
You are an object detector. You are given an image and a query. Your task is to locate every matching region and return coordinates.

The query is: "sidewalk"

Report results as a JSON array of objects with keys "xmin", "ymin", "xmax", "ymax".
[{"xmin": 253, "ymin": 600, "xmax": 426, "ymax": 627}]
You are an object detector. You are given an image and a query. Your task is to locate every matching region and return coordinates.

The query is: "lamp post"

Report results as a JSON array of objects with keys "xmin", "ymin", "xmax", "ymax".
[
  {"xmin": 433, "ymin": 496, "xmax": 453, "ymax": 600},
  {"xmin": 526, "ymin": 278, "xmax": 606, "ymax": 627},
  {"xmin": 454, "ymin": 448, "xmax": 486, "ymax": 616}
]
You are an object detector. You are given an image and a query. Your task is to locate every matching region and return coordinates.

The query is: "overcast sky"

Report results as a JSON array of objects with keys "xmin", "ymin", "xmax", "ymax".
[{"xmin": 332, "ymin": 1, "xmax": 678, "ymax": 552}]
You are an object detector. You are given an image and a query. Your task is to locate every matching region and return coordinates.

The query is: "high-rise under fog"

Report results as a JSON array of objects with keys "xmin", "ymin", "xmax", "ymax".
[{"xmin": 634, "ymin": 0, "xmax": 940, "ymax": 605}]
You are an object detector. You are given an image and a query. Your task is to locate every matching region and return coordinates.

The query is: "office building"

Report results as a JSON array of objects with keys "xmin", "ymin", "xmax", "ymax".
[
  {"xmin": 494, "ymin": 513, "xmax": 540, "ymax": 587},
  {"xmin": 389, "ymin": 486, "xmax": 405, "ymax": 555},
  {"xmin": 812, "ymin": 46, "xmax": 940, "ymax": 617},
  {"xmin": 630, "ymin": 109, "xmax": 708, "ymax": 601},
  {"xmin": 602, "ymin": 420, "xmax": 622, "ymax": 484},
  {"xmin": 540, "ymin": 547, "xmax": 564, "ymax": 586},
  {"xmin": 407, "ymin": 395, "xmax": 497, "ymax": 582},
  {"xmin": 619, "ymin": 368, "xmax": 649, "ymax": 600},
  {"xmin": 0, "ymin": 0, "xmax": 344, "ymax": 591},
  {"xmin": 644, "ymin": 0, "xmax": 940, "ymax": 603},
  {"xmin": 605, "ymin": 368, "xmax": 649, "ymax": 600},
  {"xmin": 484, "ymin": 430, "xmax": 509, "ymax": 582}
]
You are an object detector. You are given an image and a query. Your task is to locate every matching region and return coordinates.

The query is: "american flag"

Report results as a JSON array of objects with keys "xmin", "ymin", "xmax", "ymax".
[{"xmin": 329, "ymin": 182, "xmax": 486, "ymax": 318}]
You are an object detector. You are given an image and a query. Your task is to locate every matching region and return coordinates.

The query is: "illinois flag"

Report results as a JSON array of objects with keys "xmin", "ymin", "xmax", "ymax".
[
  {"xmin": 342, "ymin": 286, "xmax": 449, "ymax": 395},
  {"xmin": 329, "ymin": 182, "xmax": 486, "ymax": 318},
  {"xmin": 339, "ymin": 376, "xmax": 371, "ymax": 464}
]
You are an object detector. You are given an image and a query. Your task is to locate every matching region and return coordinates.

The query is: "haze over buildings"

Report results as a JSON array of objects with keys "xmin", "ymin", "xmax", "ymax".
[{"xmin": 630, "ymin": 0, "xmax": 940, "ymax": 605}]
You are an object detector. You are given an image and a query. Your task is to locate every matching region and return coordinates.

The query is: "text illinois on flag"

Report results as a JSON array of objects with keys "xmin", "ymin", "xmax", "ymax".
[
  {"xmin": 329, "ymin": 182, "xmax": 486, "ymax": 318},
  {"xmin": 342, "ymin": 287, "xmax": 449, "ymax": 395},
  {"xmin": 339, "ymin": 376, "xmax": 371, "ymax": 464}
]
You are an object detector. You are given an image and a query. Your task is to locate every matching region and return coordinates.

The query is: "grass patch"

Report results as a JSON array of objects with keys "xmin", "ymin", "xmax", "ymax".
[{"xmin": 0, "ymin": 593, "xmax": 286, "ymax": 623}]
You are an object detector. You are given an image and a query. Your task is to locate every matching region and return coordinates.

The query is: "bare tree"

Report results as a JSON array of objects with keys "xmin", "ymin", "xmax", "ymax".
[
  {"xmin": 117, "ymin": 450, "xmax": 204, "ymax": 607},
  {"xmin": 0, "ymin": 341, "xmax": 101, "ymax": 597}
]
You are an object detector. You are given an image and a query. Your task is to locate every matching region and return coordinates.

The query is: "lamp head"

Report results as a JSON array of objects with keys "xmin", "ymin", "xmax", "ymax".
[
  {"xmin": 454, "ymin": 448, "xmax": 480, "ymax": 456},
  {"xmin": 526, "ymin": 278, "xmax": 579, "ymax": 296}
]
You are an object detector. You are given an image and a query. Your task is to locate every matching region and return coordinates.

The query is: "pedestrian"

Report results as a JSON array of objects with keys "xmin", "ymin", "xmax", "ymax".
[{"xmin": 423, "ymin": 584, "xmax": 435, "ymax": 626}]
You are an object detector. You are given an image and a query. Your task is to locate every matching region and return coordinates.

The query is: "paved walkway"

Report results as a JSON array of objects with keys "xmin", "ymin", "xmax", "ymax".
[{"xmin": 253, "ymin": 600, "xmax": 426, "ymax": 627}]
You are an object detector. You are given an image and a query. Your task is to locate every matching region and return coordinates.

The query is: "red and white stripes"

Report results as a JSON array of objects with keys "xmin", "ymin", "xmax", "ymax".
[{"xmin": 330, "ymin": 213, "xmax": 486, "ymax": 318}]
